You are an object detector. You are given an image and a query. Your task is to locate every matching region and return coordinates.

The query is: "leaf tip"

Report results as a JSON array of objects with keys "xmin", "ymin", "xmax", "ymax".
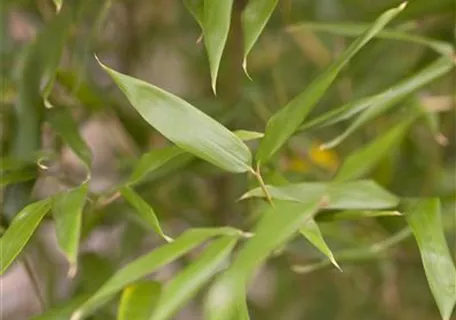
[
  {"xmin": 70, "ymin": 311, "xmax": 82, "ymax": 320},
  {"xmin": 242, "ymin": 59, "xmax": 253, "ymax": 81},
  {"xmin": 398, "ymin": 2, "xmax": 408, "ymax": 10},
  {"xmin": 67, "ymin": 264, "xmax": 78, "ymax": 278}
]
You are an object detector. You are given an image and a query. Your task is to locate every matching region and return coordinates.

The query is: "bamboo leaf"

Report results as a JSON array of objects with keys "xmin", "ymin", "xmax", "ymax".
[
  {"xmin": 118, "ymin": 281, "xmax": 162, "ymax": 320},
  {"xmin": 52, "ymin": 184, "xmax": 88, "ymax": 276},
  {"xmin": 241, "ymin": 180, "xmax": 399, "ymax": 210},
  {"xmin": 404, "ymin": 199, "xmax": 456, "ymax": 320},
  {"xmin": 203, "ymin": 0, "xmax": 234, "ymax": 93},
  {"xmin": 183, "ymin": 0, "xmax": 204, "ymax": 28},
  {"xmin": 0, "ymin": 166, "xmax": 36, "ymax": 187},
  {"xmin": 0, "ymin": 198, "xmax": 52, "ymax": 274},
  {"xmin": 31, "ymin": 294, "xmax": 90, "ymax": 320},
  {"xmin": 255, "ymin": 3, "xmax": 407, "ymax": 164},
  {"xmin": 71, "ymin": 227, "xmax": 242, "ymax": 320},
  {"xmin": 205, "ymin": 199, "xmax": 323, "ymax": 320},
  {"xmin": 120, "ymin": 186, "xmax": 172, "ymax": 242},
  {"xmin": 316, "ymin": 210, "xmax": 401, "ymax": 222},
  {"xmin": 97, "ymin": 59, "xmax": 252, "ymax": 173},
  {"xmin": 151, "ymin": 236, "xmax": 238, "ymax": 320},
  {"xmin": 233, "ymin": 130, "xmax": 264, "ymax": 141},
  {"xmin": 241, "ymin": 0, "xmax": 279, "ymax": 73}
]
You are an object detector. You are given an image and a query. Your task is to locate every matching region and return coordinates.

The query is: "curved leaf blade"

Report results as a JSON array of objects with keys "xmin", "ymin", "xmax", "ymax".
[
  {"xmin": 71, "ymin": 227, "xmax": 242, "ymax": 320},
  {"xmin": 255, "ymin": 2, "xmax": 407, "ymax": 163},
  {"xmin": 97, "ymin": 59, "xmax": 252, "ymax": 173},
  {"xmin": 316, "ymin": 210, "xmax": 401, "ymax": 222},
  {"xmin": 118, "ymin": 281, "xmax": 162, "ymax": 320},
  {"xmin": 0, "ymin": 198, "xmax": 52, "ymax": 274},
  {"xmin": 241, "ymin": 0, "xmax": 279, "ymax": 72},
  {"xmin": 120, "ymin": 186, "xmax": 172, "ymax": 242},
  {"xmin": 183, "ymin": 0, "xmax": 204, "ymax": 28},
  {"xmin": 151, "ymin": 236, "xmax": 238, "ymax": 320},
  {"xmin": 53, "ymin": 184, "xmax": 88, "ymax": 275},
  {"xmin": 203, "ymin": 0, "xmax": 234, "ymax": 93},
  {"xmin": 404, "ymin": 199, "xmax": 456, "ymax": 320}
]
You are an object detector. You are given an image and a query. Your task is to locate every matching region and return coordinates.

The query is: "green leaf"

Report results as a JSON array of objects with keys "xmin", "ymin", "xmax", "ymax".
[
  {"xmin": 183, "ymin": 0, "xmax": 204, "ymax": 28},
  {"xmin": 205, "ymin": 199, "xmax": 322, "ymax": 320},
  {"xmin": 316, "ymin": 210, "xmax": 401, "ymax": 222},
  {"xmin": 97, "ymin": 59, "xmax": 252, "ymax": 173},
  {"xmin": 334, "ymin": 118, "xmax": 414, "ymax": 181},
  {"xmin": 286, "ymin": 22, "xmax": 453, "ymax": 56},
  {"xmin": 320, "ymin": 57, "xmax": 453, "ymax": 149},
  {"xmin": 233, "ymin": 130, "xmax": 264, "ymax": 141},
  {"xmin": 119, "ymin": 186, "xmax": 172, "ymax": 242},
  {"xmin": 0, "ymin": 166, "xmax": 36, "ymax": 187},
  {"xmin": 52, "ymin": 184, "xmax": 88, "ymax": 276},
  {"xmin": 0, "ymin": 198, "xmax": 52, "ymax": 274},
  {"xmin": 255, "ymin": 3, "xmax": 406, "ymax": 164},
  {"xmin": 31, "ymin": 295, "xmax": 90, "ymax": 320},
  {"xmin": 48, "ymin": 107, "xmax": 92, "ymax": 170},
  {"xmin": 299, "ymin": 219, "xmax": 340, "ymax": 270},
  {"xmin": 241, "ymin": 0, "xmax": 279, "ymax": 73},
  {"xmin": 403, "ymin": 199, "xmax": 456, "ymax": 320},
  {"xmin": 151, "ymin": 236, "xmax": 238, "ymax": 320},
  {"xmin": 203, "ymin": 0, "xmax": 234, "ymax": 93},
  {"xmin": 71, "ymin": 227, "xmax": 242, "ymax": 320},
  {"xmin": 128, "ymin": 146, "xmax": 184, "ymax": 185},
  {"xmin": 241, "ymin": 180, "xmax": 399, "ymax": 210},
  {"xmin": 118, "ymin": 281, "xmax": 162, "ymax": 320},
  {"xmin": 53, "ymin": 0, "xmax": 63, "ymax": 12}
]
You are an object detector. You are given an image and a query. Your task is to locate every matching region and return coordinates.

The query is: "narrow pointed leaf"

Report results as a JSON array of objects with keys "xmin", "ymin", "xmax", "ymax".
[
  {"xmin": 242, "ymin": 180, "xmax": 399, "ymax": 210},
  {"xmin": 53, "ymin": 184, "xmax": 88, "ymax": 275},
  {"xmin": 31, "ymin": 294, "xmax": 90, "ymax": 320},
  {"xmin": 71, "ymin": 227, "xmax": 242, "ymax": 320},
  {"xmin": 0, "ymin": 198, "xmax": 52, "ymax": 274},
  {"xmin": 129, "ymin": 146, "xmax": 184, "ymax": 185},
  {"xmin": 233, "ymin": 130, "xmax": 264, "ymax": 141},
  {"xmin": 0, "ymin": 166, "xmax": 36, "ymax": 187},
  {"xmin": 53, "ymin": 0, "xmax": 63, "ymax": 12},
  {"xmin": 299, "ymin": 219, "xmax": 340, "ymax": 270},
  {"xmin": 118, "ymin": 281, "xmax": 162, "ymax": 320},
  {"xmin": 321, "ymin": 57, "xmax": 453, "ymax": 149},
  {"xmin": 316, "ymin": 210, "xmax": 401, "ymax": 222},
  {"xmin": 404, "ymin": 199, "xmax": 456, "ymax": 320},
  {"xmin": 120, "ymin": 186, "xmax": 171, "ymax": 242},
  {"xmin": 203, "ymin": 0, "xmax": 234, "ymax": 93},
  {"xmin": 334, "ymin": 118, "xmax": 414, "ymax": 181},
  {"xmin": 48, "ymin": 107, "xmax": 92, "ymax": 169},
  {"xmin": 241, "ymin": 0, "xmax": 279, "ymax": 71},
  {"xmin": 183, "ymin": 0, "xmax": 204, "ymax": 28},
  {"xmin": 97, "ymin": 59, "xmax": 252, "ymax": 173},
  {"xmin": 151, "ymin": 236, "xmax": 238, "ymax": 320},
  {"xmin": 205, "ymin": 199, "xmax": 323, "ymax": 320},
  {"xmin": 255, "ymin": 3, "xmax": 406, "ymax": 163}
]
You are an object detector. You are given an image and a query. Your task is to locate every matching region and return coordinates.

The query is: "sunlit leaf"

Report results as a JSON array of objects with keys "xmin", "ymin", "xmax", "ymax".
[
  {"xmin": 53, "ymin": 0, "xmax": 63, "ymax": 12},
  {"xmin": 321, "ymin": 57, "xmax": 453, "ymax": 149},
  {"xmin": 120, "ymin": 186, "xmax": 172, "ymax": 242},
  {"xmin": 151, "ymin": 236, "xmax": 238, "ymax": 320},
  {"xmin": 53, "ymin": 184, "xmax": 88, "ymax": 275},
  {"xmin": 316, "ymin": 210, "xmax": 401, "ymax": 222},
  {"xmin": 299, "ymin": 219, "xmax": 340, "ymax": 270},
  {"xmin": 203, "ymin": 0, "xmax": 234, "ymax": 93},
  {"xmin": 71, "ymin": 227, "xmax": 242, "ymax": 320},
  {"xmin": 255, "ymin": 3, "xmax": 406, "ymax": 164},
  {"xmin": 241, "ymin": 0, "xmax": 279, "ymax": 73},
  {"xmin": 404, "ymin": 198, "xmax": 456, "ymax": 320},
  {"xmin": 334, "ymin": 118, "xmax": 415, "ymax": 181},
  {"xmin": 205, "ymin": 199, "xmax": 323, "ymax": 320},
  {"xmin": 118, "ymin": 281, "xmax": 162, "ymax": 320},
  {"xmin": 241, "ymin": 180, "xmax": 398, "ymax": 210},
  {"xmin": 0, "ymin": 198, "xmax": 52, "ymax": 274},
  {"xmin": 233, "ymin": 130, "xmax": 264, "ymax": 141},
  {"xmin": 97, "ymin": 59, "xmax": 252, "ymax": 173}
]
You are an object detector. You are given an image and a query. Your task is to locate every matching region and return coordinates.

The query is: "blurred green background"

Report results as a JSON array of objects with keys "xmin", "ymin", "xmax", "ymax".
[{"xmin": 1, "ymin": 0, "xmax": 455, "ymax": 319}]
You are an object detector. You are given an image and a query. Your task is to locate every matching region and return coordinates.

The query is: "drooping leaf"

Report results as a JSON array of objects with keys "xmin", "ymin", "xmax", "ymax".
[
  {"xmin": 241, "ymin": 0, "xmax": 279, "ymax": 73},
  {"xmin": 241, "ymin": 180, "xmax": 399, "ymax": 210},
  {"xmin": 233, "ymin": 130, "xmax": 264, "ymax": 141},
  {"xmin": 299, "ymin": 219, "xmax": 340, "ymax": 270},
  {"xmin": 286, "ymin": 22, "xmax": 453, "ymax": 57},
  {"xmin": 203, "ymin": 0, "xmax": 234, "ymax": 93},
  {"xmin": 128, "ymin": 146, "xmax": 184, "ymax": 185},
  {"xmin": 320, "ymin": 56, "xmax": 453, "ymax": 149},
  {"xmin": 52, "ymin": 184, "xmax": 88, "ymax": 275},
  {"xmin": 47, "ymin": 107, "xmax": 92, "ymax": 170},
  {"xmin": 255, "ymin": 3, "xmax": 407, "ymax": 164},
  {"xmin": 97, "ymin": 59, "xmax": 252, "ymax": 173},
  {"xmin": 334, "ymin": 118, "xmax": 414, "ymax": 181},
  {"xmin": 183, "ymin": 0, "xmax": 204, "ymax": 28},
  {"xmin": 118, "ymin": 281, "xmax": 162, "ymax": 320},
  {"xmin": 316, "ymin": 210, "xmax": 401, "ymax": 222},
  {"xmin": 403, "ymin": 199, "xmax": 456, "ymax": 320},
  {"xmin": 151, "ymin": 236, "xmax": 238, "ymax": 320},
  {"xmin": 71, "ymin": 227, "xmax": 242, "ymax": 320},
  {"xmin": 120, "ymin": 186, "xmax": 172, "ymax": 242},
  {"xmin": 0, "ymin": 198, "xmax": 52, "ymax": 274},
  {"xmin": 205, "ymin": 199, "xmax": 323, "ymax": 320}
]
